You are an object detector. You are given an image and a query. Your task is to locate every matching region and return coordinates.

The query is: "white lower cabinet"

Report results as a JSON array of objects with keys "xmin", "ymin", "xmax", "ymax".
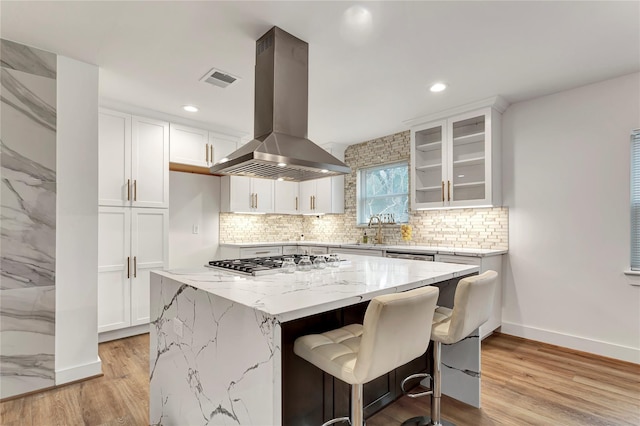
[
  {"xmin": 329, "ymin": 247, "xmax": 384, "ymax": 257},
  {"xmin": 98, "ymin": 207, "xmax": 168, "ymax": 333},
  {"xmin": 434, "ymin": 254, "xmax": 503, "ymax": 339}
]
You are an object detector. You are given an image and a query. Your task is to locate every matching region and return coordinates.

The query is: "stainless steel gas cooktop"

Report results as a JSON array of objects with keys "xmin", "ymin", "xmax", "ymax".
[{"xmin": 206, "ymin": 254, "xmax": 344, "ymax": 276}]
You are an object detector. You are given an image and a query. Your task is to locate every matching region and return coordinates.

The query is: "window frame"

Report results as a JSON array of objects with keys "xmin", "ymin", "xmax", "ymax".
[{"xmin": 356, "ymin": 160, "xmax": 409, "ymax": 225}]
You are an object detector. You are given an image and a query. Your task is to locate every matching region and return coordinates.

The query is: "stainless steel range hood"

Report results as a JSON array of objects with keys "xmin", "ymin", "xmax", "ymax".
[{"xmin": 210, "ymin": 27, "xmax": 350, "ymax": 182}]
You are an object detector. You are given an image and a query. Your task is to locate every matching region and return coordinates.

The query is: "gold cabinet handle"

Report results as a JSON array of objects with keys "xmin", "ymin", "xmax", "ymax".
[
  {"xmin": 442, "ymin": 181, "xmax": 445, "ymax": 202},
  {"xmin": 134, "ymin": 256, "xmax": 137, "ymax": 278},
  {"xmin": 210, "ymin": 144, "xmax": 214, "ymax": 164},
  {"xmin": 313, "ymin": 195, "xmax": 316, "ymax": 210},
  {"xmin": 134, "ymin": 180, "xmax": 137, "ymax": 201},
  {"xmin": 447, "ymin": 180, "xmax": 451, "ymax": 201},
  {"xmin": 127, "ymin": 256, "xmax": 130, "ymax": 279},
  {"xmin": 310, "ymin": 196, "xmax": 313, "ymax": 210},
  {"xmin": 295, "ymin": 196, "xmax": 298, "ymax": 211},
  {"xmin": 206, "ymin": 143, "xmax": 209, "ymax": 163},
  {"xmin": 127, "ymin": 179, "xmax": 131, "ymax": 201},
  {"xmin": 250, "ymin": 193, "xmax": 254, "ymax": 208},
  {"xmin": 255, "ymin": 193, "xmax": 258, "ymax": 209}
]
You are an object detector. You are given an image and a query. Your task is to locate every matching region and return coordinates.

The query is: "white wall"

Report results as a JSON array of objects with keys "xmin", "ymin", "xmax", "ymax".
[
  {"xmin": 169, "ymin": 172, "xmax": 220, "ymax": 267},
  {"xmin": 502, "ymin": 72, "xmax": 640, "ymax": 363},
  {"xmin": 55, "ymin": 56, "xmax": 101, "ymax": 383}
]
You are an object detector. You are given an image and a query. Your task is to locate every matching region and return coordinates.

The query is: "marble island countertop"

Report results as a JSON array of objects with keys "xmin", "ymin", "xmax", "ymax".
[
  {"xmin": 154, "ymin": 254, "xmax": 479, "ymax": 322},
  {"xmin": 219, "ymin": 241, "xmax": 507, "ymax": 257}
]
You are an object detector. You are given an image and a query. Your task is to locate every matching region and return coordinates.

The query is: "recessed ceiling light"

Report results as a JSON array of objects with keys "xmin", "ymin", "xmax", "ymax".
[
  {"xmin": 277, "ymin": 163, "xmax": 287, "ymax": 167},
  {"xmin": 430, "ymin": 83, "xmax": 447, "ymax": 93},
  {"xmin": 320, "ymin": 169, "xmax": 329, "ymax": 173},
  {"xmin": 183, "ymin": 105, "xmax": 199, "ymax": 112}
]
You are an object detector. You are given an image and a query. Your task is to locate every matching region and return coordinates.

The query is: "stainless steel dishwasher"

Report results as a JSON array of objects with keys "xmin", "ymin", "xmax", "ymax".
[{"xmin": 385, "ymin": 251, "xmax": 434, "ymax": 261}]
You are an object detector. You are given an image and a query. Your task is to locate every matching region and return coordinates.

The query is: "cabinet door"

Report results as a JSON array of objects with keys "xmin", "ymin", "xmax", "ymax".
[
  {"xmin": 448, "ymin": 109, "xmax": 490, "ymax": 207},
  {"xmin": 99, "ymin": 110, "xmax": 131, "ymax": 206},
  {"xmin": 131, "ymin": 116, "xmax": 169, "ymax": 208},
  {"xmin": 411, "ymin": 120, "xmax": 447, "ymax": 210},
  {"xmin": 170, "ymin": 123, "xmax": 209, "ymax": 167},
  {"xmin": 314, "ymin": 178, "xmax": 332, "ymax": 213},
  {"xmin": 252, "ymin": 178, "xmax": 274, "ymax": 213},
  {"xmin": 130, "ymin": 208, "xmax": 168, "ymax": 326},
  {"xmin": 98, "ymin": 207, "xmax": 131, "ymax": 332},
  {"xmin": 210, "ymin": 133, "xmax": 238, "ymax": 165},
  {"xmin": 299, "ymin": 180, "xmax": 316, "ymax": 214},
  {"xmin": 275, "ymin": 180, "xmax": 299, "ymax": 214},
  {"xmin": 227, "ymin": 176, "xmax": 252, "ymax": 212}
]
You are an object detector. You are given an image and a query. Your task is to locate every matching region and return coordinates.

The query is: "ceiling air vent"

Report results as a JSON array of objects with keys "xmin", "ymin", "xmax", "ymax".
[{"xmin": 200, "ymin": 68, "xmax": 240, "ymax": 88}]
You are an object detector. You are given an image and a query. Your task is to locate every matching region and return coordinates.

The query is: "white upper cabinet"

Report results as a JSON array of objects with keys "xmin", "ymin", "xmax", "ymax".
[
  {"xmin": 274, "ymin": 180, "xmax": 300, "ymax": 214},
  {"xmin": 99, "ymin": 109, "xmax": 169, "ymax": 208},
  {"xmin": 99, "ymin": 110, "xmax": 132, "ymax": 206},
  {"xmin": 169, "ymin": 123, "xmax": 210, "ymax": 167},
  {"xmin": 169, "ymin": 124, "xmax": 239, "ymax": 169},
  {"xmin": 299, "ymin": 176, "xmax": 343, "ymax": 214},
  {"xmin": 410, "ymin": 98, "xmax": 506, "ymax": 210},
  {"xmin": 221, "ymin": 176, "xmax": 274, "ymax": 213},
  {"xmin": 209, "ymin": 133, "xmax": 238, "ymax": 165}
]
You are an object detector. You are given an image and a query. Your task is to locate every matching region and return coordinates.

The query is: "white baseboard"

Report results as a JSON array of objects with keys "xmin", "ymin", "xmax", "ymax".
[
  {"xmin": 55, "ymin": 358, "xmax": 102, "ymax": 385},
  {"xmin": 500, "ymin": 321, "xmax": 640, "ymax": 364},
  {"xmin": 99, "ymin": 323, "xmax": 150, "ymax": 343}
]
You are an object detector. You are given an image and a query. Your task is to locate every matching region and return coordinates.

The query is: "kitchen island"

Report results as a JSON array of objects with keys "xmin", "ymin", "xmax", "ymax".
[{"xmin": 149, "ymin": 255, "xmax": 479, "ymax": 425}]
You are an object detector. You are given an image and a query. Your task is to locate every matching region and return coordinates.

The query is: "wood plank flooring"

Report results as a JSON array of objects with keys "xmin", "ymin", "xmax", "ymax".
[{"xmin": 1, "ymin": 332, "xmax": 638, "ymax": 425}]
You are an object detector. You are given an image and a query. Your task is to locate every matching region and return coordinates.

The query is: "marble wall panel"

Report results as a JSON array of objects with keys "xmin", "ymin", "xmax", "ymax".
[{"xmin": 0, "ymin": 39, "xmax": 57, "ymax": 399}]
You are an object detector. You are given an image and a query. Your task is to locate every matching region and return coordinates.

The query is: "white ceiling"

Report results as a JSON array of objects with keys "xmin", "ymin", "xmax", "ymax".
[{"xmin": 2, "ymin": 1, "xmax": 638, "ymax": 145}]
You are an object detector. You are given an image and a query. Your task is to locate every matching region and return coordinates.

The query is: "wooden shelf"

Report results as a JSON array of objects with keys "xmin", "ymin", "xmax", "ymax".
[
  {"xmin": 453, "ymin": 131, "xmax": 484, "ymax": 146},
  {"xmin": 416, "ymin": 141, "xmax": 442, "ymax": 152},
  {"xmin": 452, "ymin": 156, "xmax": 485, "ymax": 167}
]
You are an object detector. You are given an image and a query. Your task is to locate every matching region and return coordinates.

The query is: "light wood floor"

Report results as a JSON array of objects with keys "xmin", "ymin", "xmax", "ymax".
[{"xmin": 1, "ymin": 333, "xmax": 638, "ymax": 425}]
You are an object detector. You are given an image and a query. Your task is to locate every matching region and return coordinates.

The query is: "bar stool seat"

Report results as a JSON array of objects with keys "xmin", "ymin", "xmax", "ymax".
[
  {"xmin": 402, "ymin": 270, "xmax": 498, "ymax": 426},
  {"xmin": 295, "ymin": 286, "xmax": 440, "ymax": 426}
]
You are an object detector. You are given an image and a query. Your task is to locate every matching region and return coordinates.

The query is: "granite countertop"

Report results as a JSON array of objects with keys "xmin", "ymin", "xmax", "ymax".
[
  {"xmin": 219, "ymin": 241, "xmax": 507, "ymax": 257},
  {"xmin": 153, "ymin": 254, "xmax": 478, "ymax": 322}
]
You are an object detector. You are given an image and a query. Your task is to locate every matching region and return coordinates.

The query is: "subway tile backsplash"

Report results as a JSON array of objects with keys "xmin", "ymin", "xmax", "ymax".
[{"xmin": 220, "ymin": 130, "xmax": 508, "ymax": 249}]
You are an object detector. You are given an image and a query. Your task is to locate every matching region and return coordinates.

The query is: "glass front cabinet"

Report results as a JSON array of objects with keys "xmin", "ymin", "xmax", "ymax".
[{"xmin": 410, "ymin": 100, "xmax": 505, "ymax": 210}]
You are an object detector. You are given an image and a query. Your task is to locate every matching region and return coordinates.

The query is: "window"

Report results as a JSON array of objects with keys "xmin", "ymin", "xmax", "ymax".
[
  {"xmin": 357, "ymin": 161, "xmax": 409, "ymax": 225},
  {"xmin": 631, "ymin": 130, "xmax": 640, "ymax": 270}
]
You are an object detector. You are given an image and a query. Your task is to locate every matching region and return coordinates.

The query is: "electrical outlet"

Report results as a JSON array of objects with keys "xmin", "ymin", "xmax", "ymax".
[
  {"xmin": 192, "ymin": 224, "xmax": 199, "ymax": 234},
  {"xmin": 173, "ymin": 318, "xmax": 183, "ymax": 337}
]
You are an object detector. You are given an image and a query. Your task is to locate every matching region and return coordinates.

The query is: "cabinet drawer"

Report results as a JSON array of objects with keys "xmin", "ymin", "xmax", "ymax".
[
  {"xmin": 282, "ymin": 245, "xmax": 302, "ymax": 255},
  {"xmin": 435, "ymin": 254, "xmax": 481, "ymax": 266},
  {"xmin": 239, "ymin": 246, "xmax": 282, "ymax": 259},
  {"xmin": 301, "ymin": 246, "xmax": 328, "ymax": 255}
]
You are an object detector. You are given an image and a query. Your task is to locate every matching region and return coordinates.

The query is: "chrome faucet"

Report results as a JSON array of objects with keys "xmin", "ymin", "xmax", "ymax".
[{"xmin": 368, "ymin": 215, "xmax": 383, "ymax": 245}]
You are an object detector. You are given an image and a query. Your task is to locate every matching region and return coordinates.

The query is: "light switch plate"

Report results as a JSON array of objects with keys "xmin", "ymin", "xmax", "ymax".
[{"xmin": 192, "ymin": 224, "xmax": 199, "ymax": 234}]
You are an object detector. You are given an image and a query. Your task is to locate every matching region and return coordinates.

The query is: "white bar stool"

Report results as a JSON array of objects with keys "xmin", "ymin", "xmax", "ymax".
[
  {"xmin": 294, "ymin": 286, "xmax": 440, "ymax": 426},
  {"xmin": 401, "ymin": 270, "xmax": 498, "ymax": 426}
]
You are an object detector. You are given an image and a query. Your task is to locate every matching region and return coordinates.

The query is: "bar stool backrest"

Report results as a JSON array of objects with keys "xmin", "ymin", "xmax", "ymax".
[
  {"xmin": 353, "ymin": 286, "xmax": 439, "ymax": 383},
  {"xmin": 444, "ymin": 270, "xmax": 498, "ymax": 344}
]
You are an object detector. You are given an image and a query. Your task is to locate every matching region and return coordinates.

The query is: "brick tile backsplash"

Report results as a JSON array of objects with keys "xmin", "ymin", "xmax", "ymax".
[{"xmin": 220, "ymin": 130, "xmax": 508, "ymax": 249}]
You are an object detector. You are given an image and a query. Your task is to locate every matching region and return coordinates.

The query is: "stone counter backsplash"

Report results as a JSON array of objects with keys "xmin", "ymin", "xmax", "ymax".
[
  {"xmin": 220, "ymin": 207, "xmax": 508, "ymax": 249},
  {"xmin": 220, "ymin": 130, "xmax": 508, "ymax": 250}
]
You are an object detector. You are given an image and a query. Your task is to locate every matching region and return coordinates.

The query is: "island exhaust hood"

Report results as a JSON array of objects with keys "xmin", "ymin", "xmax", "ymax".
[{"xmin": 210, "ymin": 27, "xmax": 351, "ymax": 182}]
